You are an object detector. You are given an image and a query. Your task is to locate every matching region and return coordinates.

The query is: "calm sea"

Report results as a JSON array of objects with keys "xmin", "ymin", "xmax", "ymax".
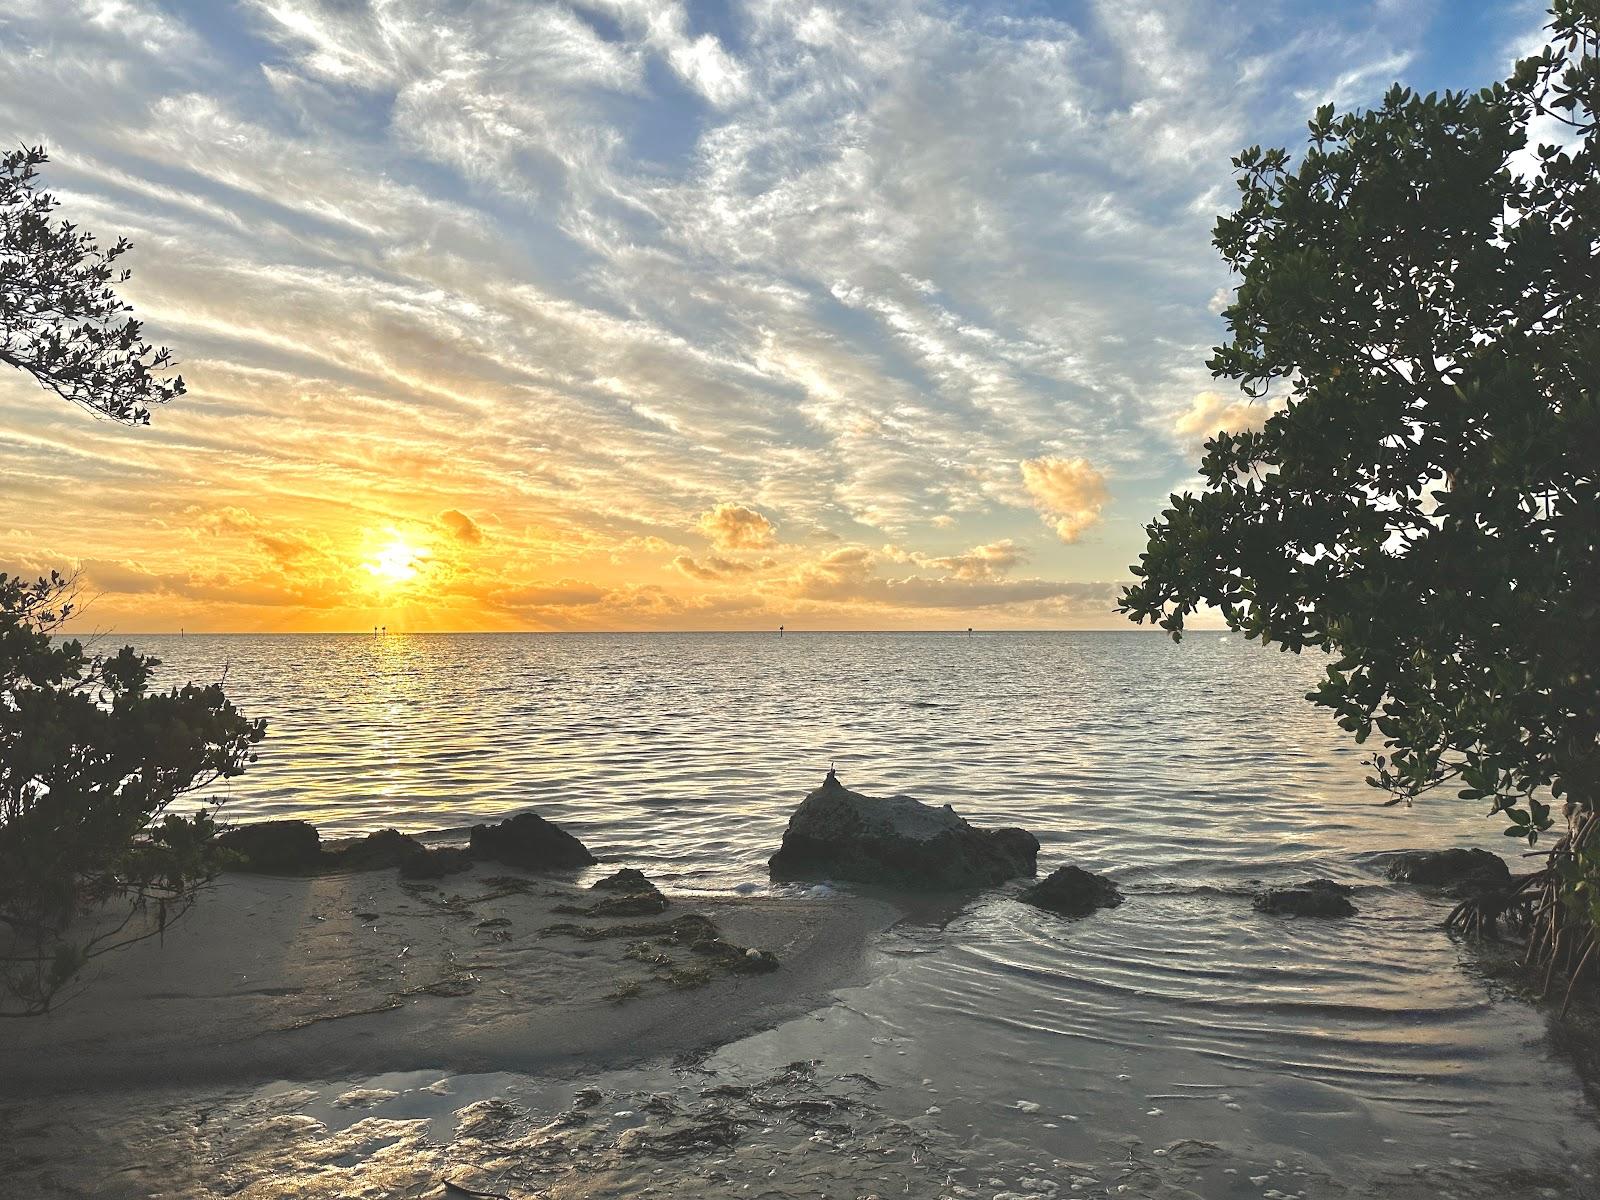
[{"xmin": 129, "ymin": 631, "xmax": 1600, "ymax": 1193}]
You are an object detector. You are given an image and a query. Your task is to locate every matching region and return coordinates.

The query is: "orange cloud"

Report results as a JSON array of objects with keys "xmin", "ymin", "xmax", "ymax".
[
  {"xmin": 672, "ymin": 553, "xmax": 776, "ymax": 580},
  {"xmin": 1020, "ymin": 456, "xmax": 1108, "ymax": 544},
  {"xmin": 489, "ymin": 580, "xmax": 609, "ymax": 609},
  {"xmin": 1173, "ymin": 390, "xmax": 1280, "ymax": 446},
  {"xmin": 438, "ymin": 508, "xmax": 485, "ymax": 544},
  {"xmin": 696, "ymin": 503, "xmax": 777, "ymax": 551}
]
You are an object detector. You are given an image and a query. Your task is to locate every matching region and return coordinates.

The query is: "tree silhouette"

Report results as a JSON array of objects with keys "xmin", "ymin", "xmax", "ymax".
[
  {"xmin": 0, "ymin": 147, "xmax": 260, "ymax": 1015},
  {"xmin": 0, "ymin": 574, "xmax": 265, "ymax": 1015},
  {"xmin": 1121, "ymin": 3, "xmax": 1597, "ymax": 992},
  {"xmin": 1, "ymin": 145, "xmax": 184, "ymax": 424},
  {"xmin": 1123, "ymin": 4, "xmax": 1596, "ymax": 838}
]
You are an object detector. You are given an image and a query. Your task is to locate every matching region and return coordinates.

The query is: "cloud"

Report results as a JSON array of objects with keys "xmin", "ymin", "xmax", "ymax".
[
  {"xmin": 438, "ymin": 508, "xmax": 484, "ymax": 544},
  {"xmin": 696, "ymin": 503, "xmax": 778, "ymax": 551},
  {"xmin": 788, "ymin": 546, "xmax": 876, "ymax": 599},
  {"xmin": 0, "ymin": 0, "xmax": 1480, "ymax": 630},
  {"xmin": 1172, "ymin": 390, "xmax": 1279, "ymax": 447},
  {"xmin": 489, "ymin": 580, "xmax": 609, "ymax": 609},
  {"xmin": 80, "ymin": 556, "xmax": 350, "ymax": 610},
  {"xmin": 672, "ymin": 553, "xmax": 775, "ymax": 581},
  {"xmin": 783, "ymin": 544, "xmax": 1113, "ymax": 612},
  {"xmin": 1019, "ymin": 457, "xmax": 1109, "ymax": 544},
  {"xmin": 882, "ymin": 538, "xmax": 1026, "ymax": 581},
  {"xmin": 82, "ymin": 557, "xmax": 164, "ymax": 594},
  {"xmin": 927, "ymin": 539, "xmax": 1026, "ymax": 580}
]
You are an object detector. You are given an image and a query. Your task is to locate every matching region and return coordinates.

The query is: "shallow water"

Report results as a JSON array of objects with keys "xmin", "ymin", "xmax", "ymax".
[{"xmin": 96, "ymin": 630, "xmax": 1600, "ymax": 1194}]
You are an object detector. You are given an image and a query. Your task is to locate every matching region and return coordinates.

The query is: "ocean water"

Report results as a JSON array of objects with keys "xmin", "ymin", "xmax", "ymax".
[{"xmin": 124, "ymin": 630, "xmax": 1600, "ymax": 1195}]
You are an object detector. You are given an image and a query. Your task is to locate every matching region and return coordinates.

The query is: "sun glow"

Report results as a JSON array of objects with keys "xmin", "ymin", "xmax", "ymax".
[{"xmin": 364, "ymin": 536, "xmax": 427, "ymax": 585}]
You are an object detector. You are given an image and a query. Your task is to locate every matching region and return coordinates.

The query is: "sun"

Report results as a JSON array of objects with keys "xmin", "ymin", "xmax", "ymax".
[{"xmin": 363, "ymin": 536, "xmax": 427, "ymax": 585}]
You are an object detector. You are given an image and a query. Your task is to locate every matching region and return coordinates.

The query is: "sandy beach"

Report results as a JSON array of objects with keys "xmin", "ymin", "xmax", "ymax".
[{"xmin": 0, "ymin": 863, "xmax": 898, "ymax": 1096}]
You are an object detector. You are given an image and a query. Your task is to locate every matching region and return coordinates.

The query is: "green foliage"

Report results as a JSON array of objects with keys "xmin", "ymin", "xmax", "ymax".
[
  {"xmin": 0, "ymin": 573, "xmax": 265, "ymax": 1014},
  {"xmin": 0, "ymin": 145, "xmax": 184, "ymax": 423},
  {"xmin": 1120, "ymin": 4, "xmax": 1599, "ymax": 846}
]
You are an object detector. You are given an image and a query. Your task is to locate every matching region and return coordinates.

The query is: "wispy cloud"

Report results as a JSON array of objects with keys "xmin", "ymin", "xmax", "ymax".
[{"xmin": 0, "ymin": 0, "xmax": 1538, "ymax": 629}]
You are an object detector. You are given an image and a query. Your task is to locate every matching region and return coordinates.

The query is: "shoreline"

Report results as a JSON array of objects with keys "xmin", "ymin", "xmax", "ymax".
[
  {"xmin": 9, "ymin": 845, "xmax": 1600, "ymax": 1199},
  {"xmin": 0, "ymin": 862, "xmax": 900, "ymax": 1098}
]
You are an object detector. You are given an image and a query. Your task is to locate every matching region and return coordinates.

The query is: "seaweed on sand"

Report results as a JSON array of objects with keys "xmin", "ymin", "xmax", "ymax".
[{"xmin": 542, "ymin": 911, "xmax": 779, "ymax": 999}]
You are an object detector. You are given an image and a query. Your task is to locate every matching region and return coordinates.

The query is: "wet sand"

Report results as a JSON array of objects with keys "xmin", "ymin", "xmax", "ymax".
[
  {"xmin": 8, "ymin": 865, "xmax": 1600, "ymax": 1199},
  {"xmin": 0, "ymin": 864, "xmax": 897, "ymax": 1095}
]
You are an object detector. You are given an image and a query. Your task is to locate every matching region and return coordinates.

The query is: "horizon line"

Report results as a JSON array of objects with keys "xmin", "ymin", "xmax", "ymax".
[{"xmin": 88, "ymin": 626, "xmax": 1225, "ymax": 637}]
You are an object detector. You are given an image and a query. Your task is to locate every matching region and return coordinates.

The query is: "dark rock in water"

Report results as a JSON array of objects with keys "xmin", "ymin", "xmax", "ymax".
[
  {"xmin": 399, "ymin": 845, "xmax": 474, "ymax": 880},
  {"xmin": 218, "ymin": 820, "xmax": 321, "ymax": 874},
  {"xmin": 1020, "ymin": 865, "xmax": 1123, "ymax": 917},
  {"xmin": 471, "ymin": 811, "xmax": 598, "ymax": 871},
  {"xmin": 325, "ymin": 828, "xmax": 423, "ymax": 872},
  {"xmin": 1384, "ymin": 848, "xmax": 1511, "ymax": 896},
  {"xmin": 768, "ymin": 771, "xmax": 1038, "ymax": 890},
  {"xmin": 1253, "ymin": 878, "xmax": 1357, "ymax": 918}
]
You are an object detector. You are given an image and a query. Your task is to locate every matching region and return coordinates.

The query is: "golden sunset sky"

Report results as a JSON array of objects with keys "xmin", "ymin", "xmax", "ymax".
[{"xmin": 0, "ymin": 0, "xmax": 1537, "ymax": 632}]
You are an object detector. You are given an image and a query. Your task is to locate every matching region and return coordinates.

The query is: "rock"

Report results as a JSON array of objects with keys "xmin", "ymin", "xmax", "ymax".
[
  {"xmin": 592, "ymin": 868, "xmax": 657, "ymax": 893},
  {"xmin": 399, "ymin": 845, "xmax": 474, "ymax": 880},
  {"xmin": 1253, "ymin": 878, "xmax": 1357, "ymax": 918},
  {"xmin": 1384, "ymin": 848, "xmax": 1511, "ymax": 896},
  {"xmin": 577, "ymin": 867, "xmax": 669, "ymax": 915},
  {"xmin": 1019, "ymin": 865, "xmax": 1123, "ymax": 917},
  {"xmin": 690, "ymin": 935, "xmax": 779, "ymax": 972},
  {"xmin": 741, "ymin": 946, "xmax": 780, "ymax": 972},
  {"xmin": 470, "ymin": 811, "xmax": 597, "ymax": 871},
  {"xmin": 324, "ymin": 828, "xmax": 424, "ymax": 872},
  {"xmin": 768, "ymin": 771, "xmax": 1038, "ymax": 889},
  {"xmin": 557, "ymin": 868, "xmax": 668, "ymax": 917},
  {"xmin": 218, "ymin": 820, "xmax": 321, "ymax": 874}
]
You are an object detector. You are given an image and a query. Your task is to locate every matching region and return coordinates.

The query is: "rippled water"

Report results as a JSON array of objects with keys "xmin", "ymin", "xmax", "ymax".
[{"xmin": 128, "ymin": 630, "xmax": 1600, "ymax": 1194}]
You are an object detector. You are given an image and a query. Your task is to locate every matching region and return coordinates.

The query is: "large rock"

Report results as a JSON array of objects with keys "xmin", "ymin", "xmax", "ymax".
[
  {"xmin": 399, "ymin": 845, "xmax": 474, "ymax": 880},
  {"xmin": 218, "ymin": 820, "xmax": 321, "ymax": 874},
  {"xmin": 1020, "ymin": 865, "xmax": 1123, "ymax": 917},
  {"xmin": 324, "ymin": 828, "xmax": 424, "ymax": 872},
  {"xmin": 1384, "ymin": 848, "xmax": 1511, "ymax": 896},
  {"xmin": 1253, "ymin": 878, "xmax": 1357, "ymax": 918},
  {"xmin": 768, "ymin": 771, "xmax": 1038, "ymax": 889},
  {"xmin": 470, "ymin": 811, "xmax": 597, "ymax": 871}
]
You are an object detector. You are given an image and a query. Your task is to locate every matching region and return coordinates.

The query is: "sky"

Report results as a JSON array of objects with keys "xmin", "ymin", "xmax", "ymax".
[{"xmin": 0, "ymin": 0, "xmax": 1547, "ymax": 632}]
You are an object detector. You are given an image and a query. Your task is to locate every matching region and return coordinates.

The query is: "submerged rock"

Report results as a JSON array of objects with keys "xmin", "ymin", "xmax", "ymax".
[
  {"xmin": 1253, "ymin": 878, "xmax": 1357, "ymax": 918},
  {"xmin": 1384, "ymin": 848, "xmax": 1511, "ymax": 896},
  {"xmin": 470, "ymin": 811, "xmax": 598, "ymax": 871},
  {"xmin": 768, "ymin": 771, "xmax": 1038, "ymax": 890},
  {"xmin": 218, "ymin": 820, "xmax": 321, "ymax": 874},
  {"xmin": 1019, "ymin": 865, "xmax": 1123, "ymax": 917},
  {"xmin": 400, "ymin": 845, "xmax": 474, "ymax": 880}
]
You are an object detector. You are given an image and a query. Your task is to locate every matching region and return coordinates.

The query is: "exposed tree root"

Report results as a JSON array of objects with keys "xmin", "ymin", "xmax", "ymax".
[{"xmin": 1451, "ymin": 810, "xmax": 1600, "ymax": 1019}]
